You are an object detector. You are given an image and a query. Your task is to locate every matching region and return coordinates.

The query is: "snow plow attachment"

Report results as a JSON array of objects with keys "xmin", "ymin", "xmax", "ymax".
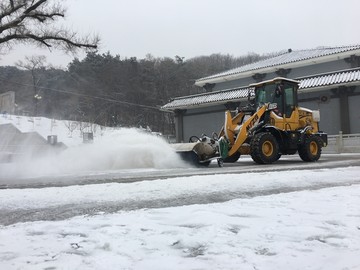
[{"xmin": 171, "ymin": 136, "xmax": 223, "ymax": 167}]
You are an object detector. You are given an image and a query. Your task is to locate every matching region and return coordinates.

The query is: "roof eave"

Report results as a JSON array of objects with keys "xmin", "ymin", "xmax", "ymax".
[
  {"xmin": 163, "ymin": 80, "xmax": 360, "ymax": 111},
  {"xmin": 299, "ymin": 80, "xmax": 360, "ymax": 94},
  {"xmin": 160, "ymin": 98, "xmax": 246, "ymax": 112},
  {"xmin": 195, "ymin": 49, "xmax": 360, "ymax": 87}
]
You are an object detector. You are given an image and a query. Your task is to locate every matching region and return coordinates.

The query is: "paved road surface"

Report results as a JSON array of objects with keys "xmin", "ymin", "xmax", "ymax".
[
  {"xmin": 1, "ymin": 154, "xmax": 359, "ymax": 225},
  {"xmin": 0, "ymin": 154, "xmax": 359, "ymax": 189}
]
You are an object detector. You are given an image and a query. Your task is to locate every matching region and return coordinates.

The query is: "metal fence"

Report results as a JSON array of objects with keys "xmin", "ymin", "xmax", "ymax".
[{"xmin": 323, "ymin": 132, "xmax": 360, "ymax": 154}]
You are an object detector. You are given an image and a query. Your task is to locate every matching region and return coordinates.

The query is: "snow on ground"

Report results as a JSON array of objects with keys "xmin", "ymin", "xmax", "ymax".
[
  {"xmin": 0, "ymin": 114, "xmax": 104, "ymax": 147},
  {"xmin": 1, "ymin": 168, "xmax": 360, "ymax": 270},
  {"xmin": 1, "ymin": 114, "xmax": 360, "ymax": 269},
  {"xmin": 1, "ymin": 167, "xmax": 359, "ymax": 211}
]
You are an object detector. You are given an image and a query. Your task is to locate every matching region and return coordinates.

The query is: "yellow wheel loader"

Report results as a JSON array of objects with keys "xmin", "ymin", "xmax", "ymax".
[{"xmin": 174, "ymin": 77, "xmax": 328, "ymax": 166}]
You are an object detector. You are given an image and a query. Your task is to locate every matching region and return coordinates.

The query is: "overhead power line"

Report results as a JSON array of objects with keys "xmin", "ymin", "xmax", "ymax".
[{"xmin": 0, "ymin": 77, "xmax": 161, "ymax": 111}]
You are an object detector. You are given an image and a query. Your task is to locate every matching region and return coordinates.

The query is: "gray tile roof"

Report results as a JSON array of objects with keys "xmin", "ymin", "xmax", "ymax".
[
  {"xmin": 195, "ymin": 45, "xmax": 360, "ymax": 86},
  {"xmin": 299, "ymin": 68, "xmax": 360, "ymax": 89},
  {"xmin": 161, "ymin": 86, "xmax": 250, "ymax": 110},
  {"xmin": 162, "ymin": 68, "xmax": 360, "ymax": 111}
]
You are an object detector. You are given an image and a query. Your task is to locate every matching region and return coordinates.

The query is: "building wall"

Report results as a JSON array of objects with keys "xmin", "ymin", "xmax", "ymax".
[
  {"xmin": 212, "ymin": 77, "xmax": 254, "ymax": 91},
  {"xmin": 0, "ymin": 91, "xmax": 15, "ymax": 114},
  {"xmin": 212, "ymin": 59, "xmax": 352, "ymax": 92},
  {"xmin": 349, "ymin": 91, "xmax": 360, "ymax": 133},
  {"xmin": 299, "ymin": 86, "xmax": 360, "ymax": 134},
  {"xmin": 181, "ymin": 105, "xmax": 228, "ymax": 142},
  {"xmin": 290, "ymin": 59, "xmax": 349, "ymax": 78},
  {"xmin": 298, "ymin": 90, "xmax": 341, "ymax": 135}
]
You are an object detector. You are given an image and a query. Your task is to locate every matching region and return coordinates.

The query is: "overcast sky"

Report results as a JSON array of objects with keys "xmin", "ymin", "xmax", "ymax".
[{"xmin": 1, "ymin": 0, "xmax": 360, "ymax": 68}]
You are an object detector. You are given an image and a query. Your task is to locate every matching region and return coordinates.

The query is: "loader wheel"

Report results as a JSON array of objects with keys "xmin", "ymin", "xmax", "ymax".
[
  {"xmin": 250, "ymin": 132, "xmax": 279, "ymax": 164},
  {"xmin": 274, "ymin": 153, "xmax": 282, "ymax": 162},
  {"xmin": 298, "ymin": 135, "xmax": 322, "ymax": 162},
  {"xmin": 223, "ymin": 151, "xmax": 241, "ymax": 163}
]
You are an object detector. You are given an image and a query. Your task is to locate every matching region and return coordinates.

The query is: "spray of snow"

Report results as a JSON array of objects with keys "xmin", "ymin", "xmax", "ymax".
[{"xmin": 0, "ymin": 128, "xmax": 187, "ymax": 178}]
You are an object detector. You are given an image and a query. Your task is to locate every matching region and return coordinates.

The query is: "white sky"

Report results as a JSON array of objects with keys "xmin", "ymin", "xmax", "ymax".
[{"xmin": 1, "ymin": 0, "xmax": 360, "ymax": 68}]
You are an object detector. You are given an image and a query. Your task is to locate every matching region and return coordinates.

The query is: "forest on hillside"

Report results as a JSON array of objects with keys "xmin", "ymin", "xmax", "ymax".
[{"xmin": 0, "ymin": 51, "xmax": 272, "ymax": 135}]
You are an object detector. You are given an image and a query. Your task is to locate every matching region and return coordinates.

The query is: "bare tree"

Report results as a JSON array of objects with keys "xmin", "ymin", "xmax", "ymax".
[
  {"xmin": 16, "ymin": 55, "xmax": 47, "ymax": 115},
  {"xmin": 0, "ymin": 0, "xmax": 99, "ymax": 53},
  {"xmin": 64, "ymin": 120, "xmax": 78, "ymax": 137}
]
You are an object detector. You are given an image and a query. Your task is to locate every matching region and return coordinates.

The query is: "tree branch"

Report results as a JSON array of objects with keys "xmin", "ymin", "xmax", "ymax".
[
  {"xmin": 0, "ymin": 0, "xmax": 99, "ymax": 53},
  {"xmin": 23, "ymin": 0, "xmax": 47, "ymax": 16},
  {"xmin": 0, "ymin": 32, "xmax": 98, "ymax": 50},
  {"xmin": 0, "ymin": 2, "xmax": 26, "ymax": 24}
]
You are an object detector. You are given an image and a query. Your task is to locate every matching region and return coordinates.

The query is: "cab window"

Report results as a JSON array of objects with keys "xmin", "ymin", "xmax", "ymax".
[
  {"xmin": 255, "ymin": 84, "xmax": 276, "ymax": 107},
  {"xmin": 283, "ymin": 83, "xmax": 295, "ymax": 117}
]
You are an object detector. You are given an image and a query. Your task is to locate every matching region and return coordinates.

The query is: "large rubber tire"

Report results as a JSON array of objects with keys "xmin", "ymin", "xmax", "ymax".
[
  {"xmin": 223, "ymin": 151, "xmax": 241, "ymax": 163},
  {"xmin": 274, "ymin": 153, "xmax": 282, "ymax": 162},
  {"xmin": 298, "ymin": 135, "xmax": 322, "ymax": 162},
  {"xmin": 250, "ymin": 132, "xmax": 280, "ymax": 164}
]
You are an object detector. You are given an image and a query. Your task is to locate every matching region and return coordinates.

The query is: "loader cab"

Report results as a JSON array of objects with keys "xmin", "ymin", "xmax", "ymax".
[{"xmin": 250, "ymin": 77, "xmax": 299, "ymax": 118}]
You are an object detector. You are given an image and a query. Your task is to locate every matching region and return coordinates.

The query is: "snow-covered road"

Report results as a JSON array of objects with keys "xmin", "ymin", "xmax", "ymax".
[
  {"xmin": 1, "ymin": 167, "xmax": 360, "ymax": 226},
  {"xmin": 0, "ymin": 166, "xmax": 360, "ymax": 269},
  {"xmin": 1, "ymin": 154, "xmax": 360, "ymax": 189},
  {"xmin": 1, "ymin": 126, "xmax": 359, "ymax": 269}
]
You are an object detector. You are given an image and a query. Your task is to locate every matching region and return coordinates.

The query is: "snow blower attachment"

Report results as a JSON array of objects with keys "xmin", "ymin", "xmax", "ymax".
[
  {"xmin": 173, "ymin": 77, "xmax": 328, "ymax": 167},
  {"xmin": 171, "ymin": 135, "xmax": 227, "ymax": 167}
]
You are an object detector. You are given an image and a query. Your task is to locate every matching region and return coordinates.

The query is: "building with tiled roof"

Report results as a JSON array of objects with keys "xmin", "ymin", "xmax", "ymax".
[{"xmin": 162, "ymin": 45, "xmax": 360, "ymax": 142}]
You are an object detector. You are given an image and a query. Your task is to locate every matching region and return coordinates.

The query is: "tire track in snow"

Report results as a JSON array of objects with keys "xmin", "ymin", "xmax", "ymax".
[{"xmin": 1, "ymin": 180, "xmax": 360, "ymax": 226}]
